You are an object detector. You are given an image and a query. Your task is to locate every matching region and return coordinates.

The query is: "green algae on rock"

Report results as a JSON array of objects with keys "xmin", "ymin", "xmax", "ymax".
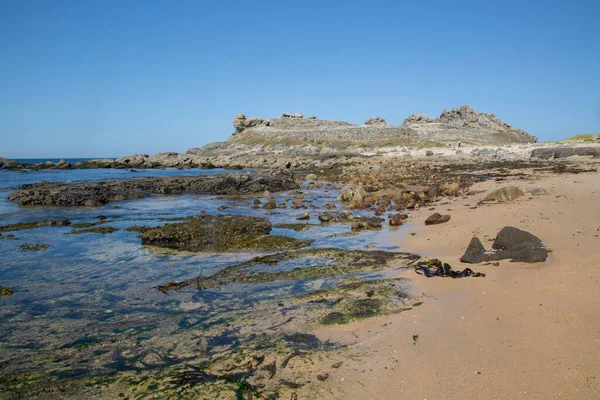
[
  {"xmin": 0, "ymin": 286, "xmax": 14, "ymax": 296},
  {"xmin": 141, "ymin": 215, "xmax": 311, "ymax": 252},
  {"xmin": 273, "ymin": 223, "xmax": 313, "ymax": 232},
  {"xmin": 0, "ymin": 219, "xmax": 71, "ymax": 232},
  {"xmin": 160, "ymin": 248, "xmax": 418, "ymax": 290},
  {"xmin": 18, "ymin": 243, "xmax": 49, "ymax": 251},
  {"xmin": 68, "ymin": 226, "xmax": 120, "ymax": 235}
]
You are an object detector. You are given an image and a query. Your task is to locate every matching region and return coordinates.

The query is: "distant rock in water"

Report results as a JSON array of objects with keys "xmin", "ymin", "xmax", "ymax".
[
  {"xmin": 0, "ymin": 157, "xmax": 22, "ymax": 170},
  {"xmin": 8, "ymin": 170, "xmax": 298, "ymax": 206}
]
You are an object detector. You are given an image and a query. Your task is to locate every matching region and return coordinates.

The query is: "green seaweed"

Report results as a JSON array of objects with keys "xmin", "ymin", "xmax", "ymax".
[
  {"xmin": 18, "ymin": 243, "xmax": 49, "ymax": 251},
  {"xmin": 68, "ymin": 227, "xmax": 120, "ymax": 235},
  {"xmin": 273, "ymin": 223, "xmax": 313, "ymax": 232},
  {"xmin": 0, "ymin": 219, "xmax": 71, "ymax": 232},
  {"xmin": 0, "ymin": 286, "xmax": 14, "ymax": 296}
]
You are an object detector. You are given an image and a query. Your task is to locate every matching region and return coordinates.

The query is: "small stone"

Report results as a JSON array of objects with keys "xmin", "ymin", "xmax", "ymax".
[
  {"xmin": 425, "ymin": 213, "xmax": 451, "ymax": 225},
  {"xmin": 296, "ymin": 212, "xmax": 310, "ymax": 221}
]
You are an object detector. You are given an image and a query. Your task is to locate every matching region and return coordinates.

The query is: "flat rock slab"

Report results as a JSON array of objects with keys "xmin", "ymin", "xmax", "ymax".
[
  {"xmin": 7, "ymin": 171, "xmax": 297, "ymax": 206},
  {"xmin": 531, "ymin": 146, "xmax": 599, "ymax": 160},
  {"xmin": 460, "ymin": 226, "xmax": 548, "ymax": 263},
  {"xmin": 141, "ymin": 214, "xmax": 312, "ymax": 252}
]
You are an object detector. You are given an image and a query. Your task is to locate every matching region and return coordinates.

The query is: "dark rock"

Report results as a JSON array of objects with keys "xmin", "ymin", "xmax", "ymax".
[
  {"xmin": 0, "ymin": 157, "xmax": 22, "ymax": 169},
  {"xmin": 460, "ymin": 237, "xmax": 487, "ymax": 263},
  {"xmin": 0, "ymin": 219, "xmax": 71, "ymax": 232},
  {"xmin": 8, "ymin": 171, "xmax": 297, "ymax": 207},
  {"xmin": 424, "ymin": 213, "xmax": 450, "ymax": 225},
  {"xmin": 262, "ymin": 201, "xmax": 277, "ymax": 210},
  {"xmin": 141, "ymin": 214, "xmax": 311, "ymax": 252},
  {"xmin": 460, "ymin": 226, "xmax": 548, "ymax": 264},
  {"xmin": 426, "ymin": 150, "xmax": 434, "ymax": 156},
  {"xmin": 492, "ymin": 226, "xmax": 541, "ymax": 250},
  {"xmin": 318, "ymin": 212, "xmax": 335, "ymax": 222}
]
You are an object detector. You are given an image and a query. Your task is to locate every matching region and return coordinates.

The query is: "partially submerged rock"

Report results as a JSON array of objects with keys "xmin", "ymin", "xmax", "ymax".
[
  {"xmin": 159, "ymin": 248, "xmax": 418, "ymax": 290},
  {"xmin": 0, "ymin": 286, "xmax": 14, "ymax": 296},
  {"xmin": 460, "ymin": 227, "xmax": 548, "ymax": 263},
  {"xmin": 142, "ymin": 215, "xmax": 311, "ymax": 252},
  {"xmin": 0, "ymin": 219, "xmax": 71, "ymax": 232},
  {"xmin": 483, "ymin": 186, "xmax": 524, "ymax": 202},
  {"xmin": 18, "ymin": 243, "xmax": 49, "ymax": 251},
  {"xmin": 337, "ymin": 184, "xmax": 367, "ymax": 204},
  {"xmin": 8, "ymin": 171, "xmax": 298, "ymax": 206}
]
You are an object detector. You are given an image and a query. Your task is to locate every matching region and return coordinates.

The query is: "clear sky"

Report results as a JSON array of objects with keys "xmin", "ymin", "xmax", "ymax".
[{"xmin": 1, "ymin": 0, "xmax": 599, "ymax": 158}]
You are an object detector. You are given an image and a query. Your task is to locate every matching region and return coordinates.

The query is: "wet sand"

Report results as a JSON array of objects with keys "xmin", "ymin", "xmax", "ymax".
[{"xmin": 313, "ymin": 167, "xmax": 600, "ymax": 399}]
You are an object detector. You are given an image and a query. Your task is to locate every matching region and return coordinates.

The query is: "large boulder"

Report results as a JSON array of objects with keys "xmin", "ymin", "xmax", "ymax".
[
  {"xmin": 243, "ymin": 117, "xmax": 264, "ymax": 128},
  {"xmin": 337, "ymin": 184, "xmax": 367, "ymax": 204},
  {"xmin": 460, "ymin": 227, "xmax": 548, "ymax": 263},
  {"xmin": 459, "ymin": 237, "xmax": 487, "ymax": 263},
  {"xmin": 141, "ymin": 215, "xmax": 311, "ymax": 252},
  {"xmin": 483, "ymin": 186, "xmax": 524, "ymax": 202}
]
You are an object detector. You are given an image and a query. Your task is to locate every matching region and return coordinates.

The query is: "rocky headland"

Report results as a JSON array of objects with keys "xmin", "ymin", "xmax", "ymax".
[{"xmin": 5, "ymin": 105, "xmax": 599, "ymax": 173}]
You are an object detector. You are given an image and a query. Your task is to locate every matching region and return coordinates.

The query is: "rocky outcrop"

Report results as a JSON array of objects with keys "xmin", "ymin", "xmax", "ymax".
[
  {"xmin": 8, "ymin": 170, "xmax": 298, "ymax": 206},
  {"xmin": 402, "ymin": 105, "xmax": 537, "ymax": 144},
  {"xmin": 460, "ymin": 227, "xmax": 548, "ymax": 263},
  {"xmin": 403, "ymin": 113, "xmax": 433, "ymax": 123},
  {"xmin": 530, "ymin": 147, "xmax": 599, "ymax": 160},
  {"xmin": 365, "ymin": 117, "xmax": 387, "ymax": 126},
  {"xmin": 0, "ymin": 157, "xmax": 22, "ymax": 169},
  {"xmin": 141, "ymin": 215, "xmax": 311, "ymax": 252}
]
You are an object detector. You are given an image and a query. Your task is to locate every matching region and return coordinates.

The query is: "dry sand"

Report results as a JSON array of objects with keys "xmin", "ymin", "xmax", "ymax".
[{"xmin": 313, "ymin": 165, "xmax": 600, "ymax": 399}]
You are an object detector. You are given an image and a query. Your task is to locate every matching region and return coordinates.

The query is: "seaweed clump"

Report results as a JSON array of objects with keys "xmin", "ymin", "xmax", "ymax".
[
  {"xmin": 141, "ymin": 215, "xmax": 311, "ymax": 252},
  {"xmin": 19, "ymin": 243, "xmax": 49, "ymax": 251},
  {"xmin": 68, "ymin": 227, "xmax": 120, "ymax": 235},
  {"xmin": 0, "ymin": 286, "xmax": 14, "ymax": 296}
]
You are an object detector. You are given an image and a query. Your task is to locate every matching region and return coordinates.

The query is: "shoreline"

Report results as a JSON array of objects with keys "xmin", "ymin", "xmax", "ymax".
[{"xmin": 311, "ymin": 164, "xmax": 600, "ymax": 399}]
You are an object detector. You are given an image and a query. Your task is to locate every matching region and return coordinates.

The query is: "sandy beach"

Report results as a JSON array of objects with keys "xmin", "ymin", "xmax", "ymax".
[{"xmin": 313, "ymin": 162, "xmax": 600, "ymax": 399}]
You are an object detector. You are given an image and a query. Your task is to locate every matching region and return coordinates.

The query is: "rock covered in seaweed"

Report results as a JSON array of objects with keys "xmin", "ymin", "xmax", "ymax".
[
  {"xmin": 141, "ymin": 215, "xmax": 311, "ymax": 252},
  {"xmin": 8, "ymin": 170, "xmax": 298, "ymax": 206}
]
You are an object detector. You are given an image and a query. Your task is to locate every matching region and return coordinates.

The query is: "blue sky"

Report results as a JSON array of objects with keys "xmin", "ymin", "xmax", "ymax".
[{"xmin": 1, "ymin": 0, "xmax": 599, "ymax": 158}]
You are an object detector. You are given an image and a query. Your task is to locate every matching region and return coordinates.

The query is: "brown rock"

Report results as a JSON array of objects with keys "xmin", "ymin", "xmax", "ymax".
[{"xmin": 425, "ymin": 213, "xmax": 451, "ymax": 225}]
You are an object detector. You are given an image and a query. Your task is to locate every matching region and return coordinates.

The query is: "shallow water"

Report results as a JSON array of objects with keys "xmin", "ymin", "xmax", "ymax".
[{"xmin": 0, "ymin": 168, "xmax": 412, "ymax": 384}]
